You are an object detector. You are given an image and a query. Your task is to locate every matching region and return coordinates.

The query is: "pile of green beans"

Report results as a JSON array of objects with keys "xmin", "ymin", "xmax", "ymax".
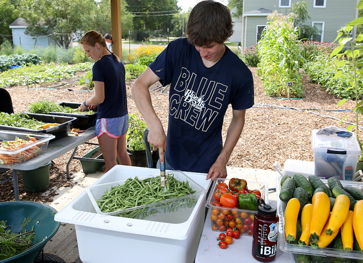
[{"xmin": 96, "ymin": 174, "xmax": 197, "ymax": 218}]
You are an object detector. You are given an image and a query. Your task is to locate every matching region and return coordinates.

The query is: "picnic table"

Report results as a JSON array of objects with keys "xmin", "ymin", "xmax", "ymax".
[{"xmin": 0, "ymin": 127, "xmax": 96, "ymax": 201}]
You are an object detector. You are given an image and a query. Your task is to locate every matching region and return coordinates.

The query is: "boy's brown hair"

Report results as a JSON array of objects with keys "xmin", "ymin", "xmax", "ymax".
[{"xmin": 186, "ymin": 0, "xmax": 233, "ymax": 46}]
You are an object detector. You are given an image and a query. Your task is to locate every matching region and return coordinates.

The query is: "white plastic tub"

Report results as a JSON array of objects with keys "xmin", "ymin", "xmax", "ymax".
[{"xmin": 55, "ymin": 165, "xmax": 211, "ymax": 263}]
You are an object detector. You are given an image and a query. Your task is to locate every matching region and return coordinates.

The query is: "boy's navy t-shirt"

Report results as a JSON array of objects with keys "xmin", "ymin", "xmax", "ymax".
[
  {"xmin": 149, "ymin": 38, "xmax": 254, "ymax": 173},
  {"xmin": 92, "ymin": 54, "xmax": 128, "ymax": 119}
]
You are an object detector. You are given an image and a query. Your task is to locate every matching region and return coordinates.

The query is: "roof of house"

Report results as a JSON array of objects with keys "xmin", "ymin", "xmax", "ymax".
[
  {"xmin": 244, "ymin": 8, "xmax": 274, "ymax": 15},
  {"xmin": 9, "ymin": 18, "xmax": 29, "ymax": 27}
]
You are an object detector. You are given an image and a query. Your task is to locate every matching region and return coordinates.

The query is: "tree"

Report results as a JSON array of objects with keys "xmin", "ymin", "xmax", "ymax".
[
  {"xmin": 290, "ymin": 1, "xmax": 319, "ymax": 41},
  {"xmin": 18, "ymin": 0, "xmax": 97, "ymax": 49},
  {"xmin": 124, "ymin": 0, "xmax": 180, "ymax": 40},
  {"xmin": 87, "ymin": 0, "xmax": 134, "ymax": 38},
  {"xmin": 228, "ymin": 0, "xmax": 243, "ymax": 19},
  {"xmin": 0, "ymin": 0, "xmax": 19, "ymax": 45}
]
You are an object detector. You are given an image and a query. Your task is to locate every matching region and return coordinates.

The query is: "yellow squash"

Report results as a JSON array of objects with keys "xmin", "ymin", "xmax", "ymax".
[
  {"xmin": 353, "ymin": 200, "xmax": 363, "ymax": 250},
  {"xmin": 341, "ymin": 211, "xmax": 354, "ymax": 250},
  {"xmin": 309, "ymin": 192, "xmax": 330, "ymax": 245},
  {"xmin": 298, "ymin": 204, "xmax": 313, "ymax": 246},
  {"xmin": 324, "ymin": 194, "xmax": 350, "ymax": 235},
  {"xmin": 314, "ymin": 215, "xmax": 339, "ymax": 248},
  {"xmin": 284, "ymin": 198, "xmax": 300, "ymax": 243}
]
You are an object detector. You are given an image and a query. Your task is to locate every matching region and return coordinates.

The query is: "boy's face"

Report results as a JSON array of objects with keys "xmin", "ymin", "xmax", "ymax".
[{"xmin": 194, "ymin": 42, "xmax": 225, "ymax": 63}]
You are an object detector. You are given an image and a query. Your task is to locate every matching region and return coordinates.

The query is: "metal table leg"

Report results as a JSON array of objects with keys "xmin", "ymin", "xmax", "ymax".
[
  {"xmin": 12, "ymin": 169, "xmax": 19, "ymax": 201},
  {"xmin": 66, "ymin": 146, "xmax": 78, "ymax": 179}
]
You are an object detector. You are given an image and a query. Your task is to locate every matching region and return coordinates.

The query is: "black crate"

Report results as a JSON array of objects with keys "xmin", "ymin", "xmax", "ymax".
[
  {"xmin": 48, "ymin": 102, "xmax": 97, "ymax": 130},
  {"xmin": 0, "ymin": 113, "xmax": 76, "ymax": 140}
]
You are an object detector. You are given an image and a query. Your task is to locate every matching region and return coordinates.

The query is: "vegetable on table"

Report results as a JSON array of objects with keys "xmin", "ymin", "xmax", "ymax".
[
  {"xmin": 279, "ymin": 177, "xmax": 296, "ymax": 202},
  {"xmin": 284, "ymin": 198, "xmax": 300, "ymax": 243},
  {"xmin": 299, "ymin": 203, "xmax": 313, "ymax": 246},
  {"xmin": 324, "ymin": 194, "xmax": 350, "ymax": 236},
  {"xmin": 96, "ymin": 174, "xmax": 196, "ymax": 219},
  {"xmin": 238, "ymin": 193, "xmax": 258, "ymax": 211},
  {"xmin": 332, "ymin": 186, "xmax": 356, "ymax": 211},
  {"xmin": 220, "ymin": 193, "xmax": 237, "ymax": 208},
  {"xmin": 313, "ymin": 215, "xmax": 339, "ymax": 248},
  {"xmin": 309, "ymin": 192, "xmax": 330, "ymax": 245},
  {"xmin": 341, "ymin": 211, "xmax": 354, "ymax": 250},
  {"xmin": 228, "ymin": 178, "xmax": 247, "ymax": 192},
  {"xmin": 353, "ymin": 200, "xmax": 363, "ymax": 250},
  {"xmin": 293, "ymin": 173, "xmax": 313, "ymax": 197}
]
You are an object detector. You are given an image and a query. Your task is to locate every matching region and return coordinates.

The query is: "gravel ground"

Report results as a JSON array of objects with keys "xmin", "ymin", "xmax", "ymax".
[{"xmin": 0, "ymin": 67, "xmax": 358, "ymax": 202}]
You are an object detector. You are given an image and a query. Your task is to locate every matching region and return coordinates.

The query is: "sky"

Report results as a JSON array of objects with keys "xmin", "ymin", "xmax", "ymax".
[{"xmin": 178, "ymin": 0, "xmax": 228, "ymax": 12}]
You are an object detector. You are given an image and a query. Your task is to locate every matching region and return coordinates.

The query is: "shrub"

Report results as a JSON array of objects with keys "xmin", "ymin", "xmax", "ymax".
[
  {"xmin": 125, "ymin": 64, "xmax": 147, "ymax": 79},
  {"xmin": 73, "ymin": 46, "xmax": 91, "ymax": 64},
  {"xmin": 57, "ymin": 48, "xmax": 75, "ymax": 64},
  {"xmin": 126, "ymin": 45, "xmax": 164, "ymax": 64},
  {"xmin": 79, "ymin": 70, "xmax": 94, "ymax": 88},
  {"xmin": 41, "ymin": 45, "xmax": 58, "ymax": 63},
  {"xmin": 14, "ymin": 45, "xmax": 25, "ymax": 55},
  {"xmin": 0, "ymin": 40, "xmax": 14, "ymax": 56},
  {"xmin": 241, "ymin": 45, "xmax": 259, "ymax": 67}
]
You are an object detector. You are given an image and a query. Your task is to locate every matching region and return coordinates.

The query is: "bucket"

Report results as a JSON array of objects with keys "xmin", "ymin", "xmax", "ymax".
[{"xmin": 20, "ymin": 162, "xmax": 51, "ymax": 192}]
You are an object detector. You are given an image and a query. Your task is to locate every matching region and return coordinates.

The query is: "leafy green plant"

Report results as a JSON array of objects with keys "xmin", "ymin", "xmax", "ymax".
[
  {"xmin": 0, "ymin": 54, "xmax": 42, "ymax": 72},
  {"xmin": 28, "ymin": 100, "xmax": 94, "ymax": 114},
  {"xmin": 41, "ymin": 45, "xmax": 58, "ymax": 63},
  {"xmin": 0, "ymin": 219, "xmax": 35, "ymax": 260},
  {"xmin": 127, "ymin": 113, "xmax": 147, "ymax": 151},
  {"xmin": 79, "ymin": 70, "xmax": 94, "ymax": 88},
  {"xmin": 125, "ymin": 63, "xmax": 147, "ymax": 80},
  {"xmin": 257, "ymin": 11, "xmax": 305, "ymax": 98},
  {"xmin": 330, "ymin": 1, "xmax": 363, "ymax": 161},
  {"xmin": 0, "ymin": 62, "xmax": 93, "ymax": 87}
]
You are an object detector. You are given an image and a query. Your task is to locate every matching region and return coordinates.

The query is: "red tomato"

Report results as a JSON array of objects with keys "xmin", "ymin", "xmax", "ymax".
[
  {"xmin": 219, "ymin": 240, "xmax": 228, "ymax": 249},
  {"xmin": 238, "ymin": 189, "xmax": 249, "ymax": 194},
  {"xmin": 247, "ymin": 229, "xmax": 253, "ymax": 235},
  {"xmin": 218, "ymin": 224, "xmax": 226, "ymax": 231},
  {"xmin": 220, "ymin": 193, "xmax": 237, "ymax": 208},
  {"xmin": 218, "ymin": 233, "xmax": 226, "ymax": 241},
  {"xmin": 242, "ymin": 224, "xmax": 250, "ymax": 231},
  {"xmin": 233, "ymin": 230, "xmax": 241, "ymax": 239},
  {"xmin": 214, "ymin": 191, "xmax": 222, "ymax": 202},
  {"xmin": 250, "ymin": 190, "xmax": 261, "ymax": 199},
  {"xmin": 244, "ymin": 217, "xmax": 253, "ymax": 225},
  {"xmin": 228, "ymin": 178, "xmax": 247, "ymax": 192},
  {"xmin": 226, "ymin": 228, "xmax": 234, "ymax": 237},
  {"xmin": 232, "ymin": 192, "xmax": 239, "ymax": 200},
  {"xmin": 217, "ymin": 182, "xmax": 228, "ymax": 190}
]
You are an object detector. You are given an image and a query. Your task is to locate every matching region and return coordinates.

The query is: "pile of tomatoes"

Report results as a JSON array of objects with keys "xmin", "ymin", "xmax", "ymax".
[
  {"xmin": 210, "ymin": 180, "xmax": 261, "ymax": 236},
  {"xmin": 217, "ymin": 227, "xmax": 241, "ymax": 249}
]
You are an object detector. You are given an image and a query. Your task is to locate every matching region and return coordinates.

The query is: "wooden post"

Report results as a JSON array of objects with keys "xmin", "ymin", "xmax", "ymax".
[{"xmin": 111, "ymin": 0, "xmax": 122, "ymax": 60}]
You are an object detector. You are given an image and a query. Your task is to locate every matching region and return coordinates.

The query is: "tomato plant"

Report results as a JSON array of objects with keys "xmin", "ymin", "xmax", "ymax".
[{"xmin": 220, "ymin": 193, "xmax": 237, "ymax": 208}]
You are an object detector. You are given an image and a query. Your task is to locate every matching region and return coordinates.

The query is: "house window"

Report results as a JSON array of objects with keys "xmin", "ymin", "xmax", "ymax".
[
  {"xmin": 279, "ymin": 0, "xmax": 291, "ymax": 8},
  {"xmin": 312, "ymin": 22, "xmax": 324, "ymax": 42},
  {"xmin": 257, "ymin": 26, "xmax": 266, "ymax": 42},
  {"xmin": 314, "ymin": 0, "xmax": 326, "ymax": 8}
]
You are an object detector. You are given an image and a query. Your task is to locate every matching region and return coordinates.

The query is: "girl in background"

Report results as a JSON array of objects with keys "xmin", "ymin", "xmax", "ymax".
[{"xmin": 79, "ymin": 30, "xmax": 131, "ymax": 171}]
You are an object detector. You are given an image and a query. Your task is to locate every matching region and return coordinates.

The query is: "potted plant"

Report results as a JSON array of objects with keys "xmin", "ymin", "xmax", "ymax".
[
  {"xmin": 127, "ymin": 113, "xmax": 148, "ymax": 167},
  {"xmin": 331, "ymin": 0, "xmax": 363, "ymax": 172}
]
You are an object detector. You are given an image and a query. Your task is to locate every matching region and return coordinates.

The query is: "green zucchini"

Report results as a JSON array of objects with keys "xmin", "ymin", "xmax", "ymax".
[
  {"xmin": 328, "ymin": 177, "xmax": 343, "ymax": 191},
  {"xmin": 280, "ymin": 175, "xmax": 291, "ymax": 186},
  {"xmin": 309, "ymin": 175, "xmax": 333, "ymax": 197},
  {"xmin": 279, "ymin": 178, "xmax": 296, "ymax": 202},
  {"xmin": 329, "ymin": 197, "xmax": 336, "ymax": 211},
  {"xmin": 313, "ymin": 187, "xmax": 325, "ymax": 195},
  {"xmin": 332, "ymin": 186, "xmax": 356, "ymax": 210},
  {"xmin": 294, "ymin": 187, "xmax": 309, "ymax": 213},
  {"xmin": 293, "ymin": 173, "xmax": 313, "ymax": 197},
  {"xmin": 344, "ymin": 186, "xmax": 363, "ymax": 200}
]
